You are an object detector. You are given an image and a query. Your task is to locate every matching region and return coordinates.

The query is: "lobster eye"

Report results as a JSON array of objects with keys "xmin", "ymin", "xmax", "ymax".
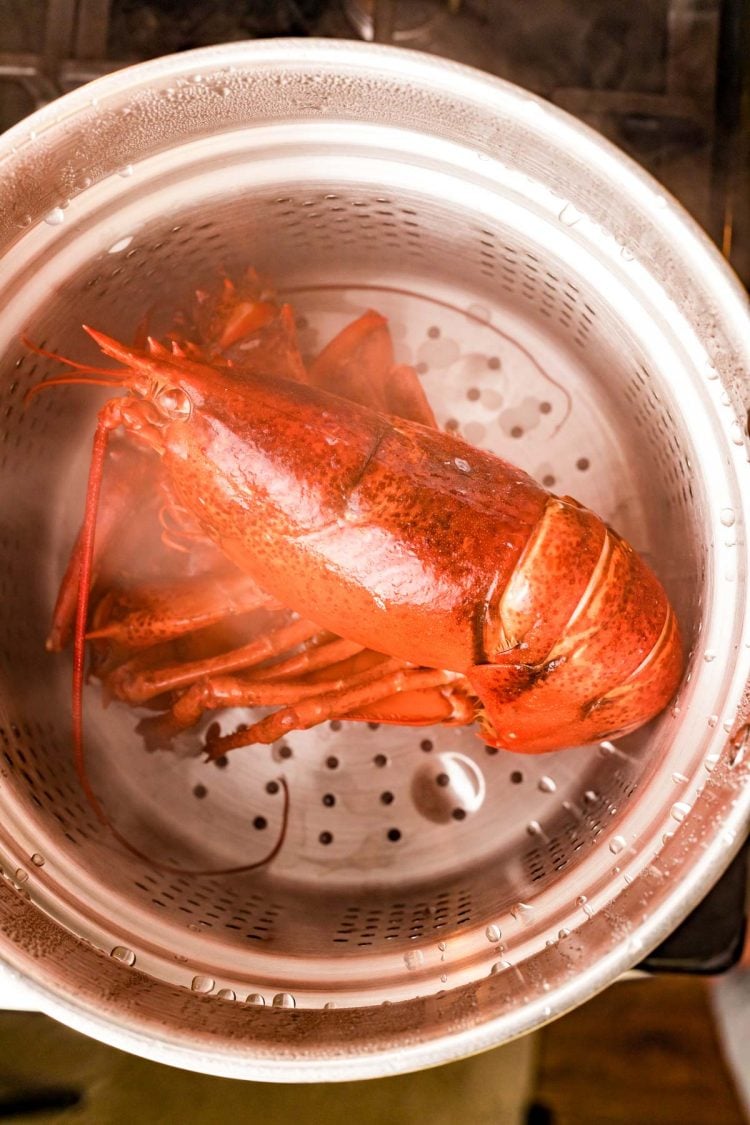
[{"xmin": 156, "ymin": 386, "xmax": 192, "ymax": 420}]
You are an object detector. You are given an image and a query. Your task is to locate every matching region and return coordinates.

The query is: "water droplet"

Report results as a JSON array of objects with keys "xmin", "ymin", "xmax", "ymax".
[
  {"xmin": 490, "ymin": 960, "xmax": 512, "ymax": 974},
  {"xmin": 558, "ymin": 928, "xmax": 570, "ymax": 939},
  {"xmin": 404, "ymin": 949, "xmax": 424, "ymax": 971},
  {"xmin": 454, "ymin": 457, "xmax": 471, "ymax": 473},
  {"xmin": 704, "ymin": 752, "xmax": 720, "ymax": 772},
  {"xmin": 324, "ymin": 1001, "xmax": 336, "ymax": 1009},
  {"xmin": 720, "ymin": 508, "xmax": 736, "ymax": 527},
  {"xmin": 671, "ymin": 703, "xmax": 681, "ymax": 718},
  {"xmin": 670, "ymin": 801, "xmax": 691, "ymax": 823},
  {"xmin": 730, "ymin": 420, "xmax": 745, "ymax": 446},
  {"xmin": 43, "ymin": 208, "xmax": 65, "ymax": 226},
  {"xmin": 438, "ymin": 941, "xmax": 447, "ymax": 953},
  {"xmin": 584, "ymin": 790, "xmax": 598, "ymax": 804},
  {"xmin": 108, "ymin": 236, "xmax": 133, "ymax": 254},
  {"xmin": 118, "ymin": 164, "xmax": 134, "ymax": 178},
  {"xmin": 729, "ymin": 726, "xmax": 749, "ymax": 767},
  {"xmin": 272, "ymin": 992, "xmax": 296, "ymax": 1008},
  {"xmin": 708, "ymin": 714, "xmax": 719, "ymax": 728},
  {"xmin": 510, "ymin": 902, "xmax": 535, "ymax": 926},
  {"xmin": 538, "ymin": 776, "xmax": 556, "ymax": 793},
  {"xmin": 247, "ymin": 993, "xmax": 265, "ymax": 1006},
  {"xmin": 526, "ymin": 820, "xmax": 544, "ymax": 837},
  {"xmin": 485, "ymin": 924, "xmax": 502, "ymax": 943},
  {"xmin": 14, "ymin": 869, "xmax": 28, "ymax": 883},
  {"xmin": 217, "ymin": 988, "xmax": 236, "ymax": 1001},
  {"xmin": 559, "ymin": 203, "xmax": 582, "ymax": 226},
  {"xmin": 16, "ymin": 214, "xmax": 32, "ymax": 228},
  {"xmin": 543, "ymin": 1005, "xmax": 552, "ymax": 1017},
  {"xmin": 609, "ymin": 835, "xmax": 627, "ymax": 855},
  {"xmin": 440, "ymin": 973, "xmax": 448, "ymax": 983},
  {"xmin": 704, "ymin": 650, "xmax": 717, "ymax": 663},
  {"xmin": 30, "ymin": 853, "xmax": 44, "ymax": 867},
  {"xmin": 721, "ymin": 828, "xmax": 737, "ymax": 846},
  {"xmin": 191, "ymin": 974, "xmax": 215, "ymax": 994},
  {"xmin": 620, "ymin": 245, "xmax": 635, "ymax": 261},
  {"xmin": 110, "ymin": 946, "xmax": 136, "ymax": 966},
  {"xmin": 672, "ymin": 772, "xmax": 688, "ymax": 784}
]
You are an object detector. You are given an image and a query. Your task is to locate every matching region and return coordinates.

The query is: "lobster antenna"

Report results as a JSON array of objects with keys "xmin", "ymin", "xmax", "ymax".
[
  {"xmin": 22, "ymin": 335, "xmax": 129, "ymax": 402},
  {"xmin": 24, "ymin": 373, "xmax": 128, "ymax": 404},
  {"xmin": 71, "ymin": 413, "xmax": 290, "ymax": 875},
  {"xmin": 72, "ymin": 414, "xmax": 111, "ymax": 820}
]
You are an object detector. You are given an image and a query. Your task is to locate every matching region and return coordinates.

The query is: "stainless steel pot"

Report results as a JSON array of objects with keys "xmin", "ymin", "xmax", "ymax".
[{"xmin": 0, "ymin": 39, "xmax": 748, "ymax": 1081}]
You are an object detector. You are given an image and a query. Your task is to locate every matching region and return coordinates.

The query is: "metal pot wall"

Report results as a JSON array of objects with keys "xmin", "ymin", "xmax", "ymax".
[{"xmin": 0, "ymin": 40, "xmax": 748, "ymax": 1080}]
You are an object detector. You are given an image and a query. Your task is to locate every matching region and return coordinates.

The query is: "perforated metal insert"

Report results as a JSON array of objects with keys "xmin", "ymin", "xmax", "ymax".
[{"xmin": 0, "ymin": 113, "xmax": 719, "ymax": 1011}]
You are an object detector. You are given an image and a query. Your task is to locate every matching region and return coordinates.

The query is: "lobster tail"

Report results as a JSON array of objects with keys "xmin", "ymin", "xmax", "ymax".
[{"xmin": 470, "ymin": 497, "xmax": 683, "ymax": 753}]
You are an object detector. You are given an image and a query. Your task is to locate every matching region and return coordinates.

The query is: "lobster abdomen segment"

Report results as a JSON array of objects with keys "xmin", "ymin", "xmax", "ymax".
[{"xmin": 470, "ymin": 499, "xmax": 682, "ymax": 752}]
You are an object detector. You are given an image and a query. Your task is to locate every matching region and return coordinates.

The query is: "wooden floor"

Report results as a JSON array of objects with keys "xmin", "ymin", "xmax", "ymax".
[{"xmin": 529, "ymin": 976, "xmax": 747, "ymax": 1125}]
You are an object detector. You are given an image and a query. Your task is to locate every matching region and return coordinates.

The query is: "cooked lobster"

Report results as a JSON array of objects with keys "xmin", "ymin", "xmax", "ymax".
[{"xmin": 31, "ymin": 272, "xmax": 683, "ymax": 776}]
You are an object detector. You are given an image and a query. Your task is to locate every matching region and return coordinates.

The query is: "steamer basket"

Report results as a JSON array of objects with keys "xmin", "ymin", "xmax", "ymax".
[{"xmin": 0, "ymin": 40, "xmax": 749, "ymax": 1081}]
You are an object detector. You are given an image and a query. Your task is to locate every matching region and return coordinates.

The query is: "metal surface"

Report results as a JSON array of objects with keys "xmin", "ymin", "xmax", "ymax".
[{"xmin": 0, "ymin": 39, "xmax": 748, "ymax": 1080}]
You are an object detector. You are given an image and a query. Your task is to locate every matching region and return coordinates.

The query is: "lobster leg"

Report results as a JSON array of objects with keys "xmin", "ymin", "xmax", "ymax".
[
  {"xmin": 182, "ymin": 273, "xmax": 310, "ymax": 384},
  {"xmin": 88, "ymin": 568, "xmax": 279, "ymax": 649},
  {"xmin": 308, "ymin": 309, "xmax": 393, "ymax": 410},
  {"xmin": 342, "ymin": 685, "xmax": 476, "ymax": 727},
  {"xmin": 308, "ymin": 310, "xmax": 436, "ymax": 426},
  {"xmin": 163, "ymin": 657, "xmax": 394, "ymax": 732},
  {"xmin": 109, "ymin": 618, "xmax": 327, "ymax": 704},
  {"xmin": 135, "ymin": 639, "xmax": 377, "ymax": 745},
  {"xmin": 141, "ymin": 678, "xmax": 472, "ymax": 752},
  {"xmin": 383, "ymin": 362, "xmax": 437, "ymax": 428},
  {"xmin": 135, "ymin": 651, "xmax": 391, "ymax": 747},
  {"xmin": 205, "ymin": 666, "xmax": 464, "ymax": 756},
  {"xmin": 247, "ymin": 637, "xmax": 366, "ymax": 682}
]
